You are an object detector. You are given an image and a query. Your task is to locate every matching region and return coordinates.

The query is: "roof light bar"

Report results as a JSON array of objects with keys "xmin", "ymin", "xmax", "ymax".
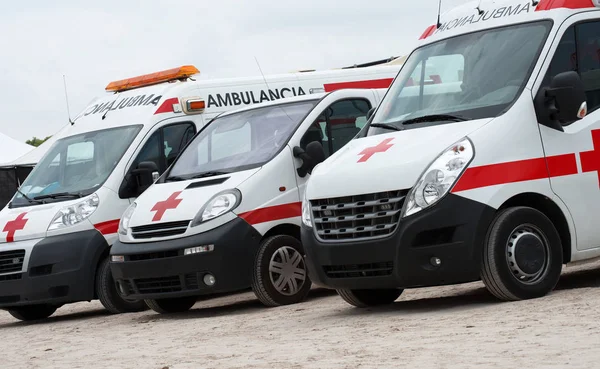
[{"xmin": 105, "ymin": 65, "xmax": 200, "ymax": 92}]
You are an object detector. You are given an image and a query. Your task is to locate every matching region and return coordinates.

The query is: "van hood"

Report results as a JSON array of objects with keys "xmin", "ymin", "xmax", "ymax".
[
  {"xmin": 306, "ymin": 119, "xmax": 490, "ymax": 199},
  {"xmin": 128, "ymin": 168, "xmax": 259, "ymax": 227}
]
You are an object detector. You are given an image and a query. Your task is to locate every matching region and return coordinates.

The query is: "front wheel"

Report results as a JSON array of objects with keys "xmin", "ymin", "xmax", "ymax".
[
  {"xmin": 481, "ymin": 206, "xmax": 563, "ymax": 301},
  {"xmin": 145, "ymin": 297, "xmax": 197, "ymax": 314},
  {"xmin": 96, "ymin": 257, "xmax": 148, "ymax": 314},
  {"xmin": 337, "ymin": 289, "xmax": 403, "ymax": 308},
  {"xmin": 8, "ymin": 304, "xmax": 57, "ymax": 321},
  {"xmin": 251, "ymin": 235, "xmax": 312, "ymax": 307}
]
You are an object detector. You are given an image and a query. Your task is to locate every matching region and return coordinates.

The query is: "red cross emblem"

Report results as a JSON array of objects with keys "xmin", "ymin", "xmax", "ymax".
[
  {"xmin": 357, "ymin": 138, "xmax": 394, "ymax": 163},
  {"xmin": 3, "ymin": 213, "xmax": 28, "ymax": 243},
  {"xmin": 151, "ymin": 191, "xmax": 183, "ymax": 222},
  {"xmin": 580, "ymin": 129, "xmax": 600, "ymax": 187}
]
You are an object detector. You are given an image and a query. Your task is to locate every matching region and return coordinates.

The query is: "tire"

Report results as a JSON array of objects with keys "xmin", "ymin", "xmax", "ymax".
[
  {"xmin": 7, "ymin": 304, "xmax": 57, "ymax": 321},
  {"xmin": 251, "ymin": 235, "xmax": 312, "ymax": 307},
  {"xmin": 337, "ymin": 289, "xmax": 403, "ymax": 308},
  {"xmin": 144, "ymin": 297, "xmax": 197, "ymax": 314},
  {"xmin": 481, "ymin": 206, "xmax": 563, "ymax": 301},
  {"xmin": 96, "ymin": 257, "xmax": 147, "ymax": 314}
]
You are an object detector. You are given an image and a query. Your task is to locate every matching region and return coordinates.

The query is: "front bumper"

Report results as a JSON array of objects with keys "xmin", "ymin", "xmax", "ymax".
[
  {"xmin": 303, "ymin": 193, "xmax": 496, "ymax": 290},
  {"xmin": 110, "ymin": 217, "xmax": 261, "ymax": 300},
  {"xmin": 0, "ymin": 230, "xmax": 109, "ymax": 308}
]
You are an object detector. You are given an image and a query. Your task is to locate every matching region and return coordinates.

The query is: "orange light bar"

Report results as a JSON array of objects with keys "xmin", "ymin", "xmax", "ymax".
[{"xmin": 105, "ymin": 65, "xmax": 200, "ymax": 92}]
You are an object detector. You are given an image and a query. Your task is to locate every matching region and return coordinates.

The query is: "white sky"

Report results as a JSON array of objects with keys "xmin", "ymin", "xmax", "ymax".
[{"xmin": 0, "ymin": 0, "xmax": 466, "ymax": 143}]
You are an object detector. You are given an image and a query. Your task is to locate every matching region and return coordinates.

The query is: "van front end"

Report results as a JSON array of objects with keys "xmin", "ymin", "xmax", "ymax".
[{"xmin": 110, "ymin": 213, "xmax": 262, "ymax": 311}]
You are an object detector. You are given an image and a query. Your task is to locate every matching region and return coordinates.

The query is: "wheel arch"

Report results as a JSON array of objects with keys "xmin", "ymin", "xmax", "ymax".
[
  {"xmin": 498, "ymin": 192, "xmax": 572, "ymax": 263},
  {"xmin": 261, "ymin": 223, "xmax": 301, "ymax": 243}
]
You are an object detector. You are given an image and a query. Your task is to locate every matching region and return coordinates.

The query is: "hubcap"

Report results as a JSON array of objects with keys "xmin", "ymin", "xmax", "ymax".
[
  {"xmin": 269, "ymin": 246, "xmax": 307, "ymax": 296},
  {"xmin": 506, "ymin": 224, "xmax": 549, "ymax": 285}
]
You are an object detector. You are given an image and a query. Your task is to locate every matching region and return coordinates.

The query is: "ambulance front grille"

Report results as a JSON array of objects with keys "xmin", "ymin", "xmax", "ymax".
[
  {"xmin": 311, "ymin": 190, "xmax": 408, "ymax": 241},
  {"xmin": 0, "ymin": 250, "xmax": 25, "ymax": 274},
  {"xmin": 131, "ymin": 220, "xmax": 191, "ymax": 239}
]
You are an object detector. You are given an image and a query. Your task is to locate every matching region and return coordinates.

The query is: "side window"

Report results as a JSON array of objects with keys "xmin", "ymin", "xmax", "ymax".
[
  {"xmin": 544, "ymin": 22, "xmax": 600, "ymax": 113},
  {"xmin": 544, "ymin": 26, "xmax": 576, "ymax": 86},
  {"xmin": 163, "ymin": 123, "xmax": 196, "ymax": 167},
  {"xmin": 300, "ymin": 99, "xmax": 371, "ymax": 158},
  {"xmin": 131, "ymin": 122, "xmax": 196, "ymax": 173},
  {"xmin": 577, "ymin": 21, "xmax": 600, "ymax": 112}
]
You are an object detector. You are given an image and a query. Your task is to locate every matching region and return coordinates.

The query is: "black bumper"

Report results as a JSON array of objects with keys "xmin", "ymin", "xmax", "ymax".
[
  {"xmin": 0, "ymin": 230, "xmax": 109, "ymax": 308},
  {"xmin": 110, "ymin": 217, "xmax": 261, "ymax": 300},
  {"xmin": 303, "ymin": 193, "xmax": 496, "ymax": 290}
]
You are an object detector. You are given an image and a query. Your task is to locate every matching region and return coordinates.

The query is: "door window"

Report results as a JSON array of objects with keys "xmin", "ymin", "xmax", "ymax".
[
  {"xmin": 131, "ymin": 122, "xmax": 196, "ymax": 173},
  {"xmin": 544, "ymin": 22, "xmax": 600, "ymax": 113},
  {"xmin": 300, "ymin": 99, "xmax": 372, "ymax": 157}
]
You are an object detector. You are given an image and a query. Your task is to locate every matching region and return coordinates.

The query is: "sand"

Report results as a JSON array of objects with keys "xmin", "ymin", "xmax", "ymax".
[{"xmin": 2, "ymin": 260, "xmax": 600, "ymax": 369}]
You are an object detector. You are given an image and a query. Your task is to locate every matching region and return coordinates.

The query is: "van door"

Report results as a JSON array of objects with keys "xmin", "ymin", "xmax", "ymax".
[
  {"xmin": 535, "ymin": 16, "xmax": 600, "ymax": 250},
  {"xmin": 292, "ymin": 91, "xmax": 377, "ymax": 197},
  {"xmin": 119, "ymin": 121, "xmax": 197, "ymax": 199}
]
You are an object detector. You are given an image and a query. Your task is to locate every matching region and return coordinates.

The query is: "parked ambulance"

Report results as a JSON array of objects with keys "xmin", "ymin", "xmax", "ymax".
[
  {"xmin": 109, "ymin": 88, "xmax": 387, "ymax": 314},
  {"xmin": 0, "ymin": 63, "xmax": 400, "ymax": 321},
  {"xmin": 301, "ymin": 0, "xmax": 600, "ymax": 307}
]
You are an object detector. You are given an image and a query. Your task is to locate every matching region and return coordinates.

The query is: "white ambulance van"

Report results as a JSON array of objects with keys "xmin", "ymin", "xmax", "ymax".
[
  {"xmin": 301, "ymin": 0, "xmax": 600, "ymax": 308},
  {"xmin": 109, "ymin": 88, "xmax": 387, "ymax": 314},
  {"xmin": 0, "ymin": 63, "xmax": 400, "ymax": 321}
]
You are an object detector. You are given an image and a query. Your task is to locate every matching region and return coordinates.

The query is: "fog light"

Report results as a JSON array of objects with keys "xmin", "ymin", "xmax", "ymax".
[
  {"xmin": 184, "ymin": 245, "xmax": 214, "ymax": 255},
  {"xmin": 111, "ymin": 255, "xmax": 125, "ymax": 262},
  {"xmin": 203, "ymin": 274, "xmax": 216, "ymax": 286},
  {"xmin": 430, "ymin": 257, "xmax": 442, "ymax": 267}
]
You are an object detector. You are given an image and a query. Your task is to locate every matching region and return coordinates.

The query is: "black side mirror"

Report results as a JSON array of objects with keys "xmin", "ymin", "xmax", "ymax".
[
  {"xmin": 132, "ymin": 161, "xmax": 160, "ymax": 194},
  {"xmin": 366, "ymin": 107, "xmax": 376, "ymax": 121},
  {"xmin": 535, "ymin": 71, "xmax": 587, "ymax": 131},
  {"xmin": 293, "ymin": 141, "xmax": 326, "ymax": 178}
]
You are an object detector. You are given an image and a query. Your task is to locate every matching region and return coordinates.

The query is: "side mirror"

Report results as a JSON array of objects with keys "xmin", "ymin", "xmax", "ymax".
[
  {"xmin": 132, "ymin": 161, "xmax": 160, "ymax": 194},
  {"xmin": 366, "ymin": 107, "xmax": 376, "ymax": 121},
  {"xmin": 293, "ymin": 141, "xmax": 326, "ymax": 178},
  {"xmin": 535, "ymin": 71, "xmax": 587, "ymax": 131}
]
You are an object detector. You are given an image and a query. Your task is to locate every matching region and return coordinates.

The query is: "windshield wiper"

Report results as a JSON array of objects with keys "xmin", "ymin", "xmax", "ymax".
[
  {"xmin": 33, "ymin": 192, "xmax": 84, "ymax": 201},
  {"xmin": 16, "ymin": 188, "xmax": 44, "ymax": 204},
  {"xmin": 165, "ymin": 176, "xmax": 187, "ymax": 182},
  {"xmin": 369, "ymin": 123, "xmax": 404, "ymax": 131},
  {"xmin": 189, "ymin": 171, "xmax": 230, "ymax": 179},
  {"xmin": 401, "ymin": 114, "xmax": 468, "ymax": 125}
]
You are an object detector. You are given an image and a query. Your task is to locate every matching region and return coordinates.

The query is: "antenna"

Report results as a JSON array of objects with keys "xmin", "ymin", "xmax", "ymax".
[
  {"xmin": 254, "ymin": 56, "xmax": 272, "ymax": 91},
  {"xmin": 62, "ymin": 75, "xmax": 75, "ymax": 125},
  {"xmin": 476, "ymin": 0, "xmax": 484, "ymax": 15},
  {"xmin": 436, "ymin": 0, "xmax": 443, "ymax": 28}
]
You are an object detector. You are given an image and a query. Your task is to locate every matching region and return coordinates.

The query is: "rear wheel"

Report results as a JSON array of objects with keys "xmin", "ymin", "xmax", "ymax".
[
  {"xmin": 481, "ymin": 206, "xmax": 563, "ymax": 301},
  {"xmin": 251, "ymin": 235, "xmax": 312, "ymax": 307},
  {"xmin": 145, "ymin": 297, "xmax": 198, "ymax": 314},
  {"xmin": 8, "ymin": 304, "xmax": 57, "ymax": 321},
  {"xmin": 337, "ymin": 288, "xmax": 403, "ymax": 308},
  {"xmin": 96, "ymin": 257, "xmax": 147, "ymax": 314}
]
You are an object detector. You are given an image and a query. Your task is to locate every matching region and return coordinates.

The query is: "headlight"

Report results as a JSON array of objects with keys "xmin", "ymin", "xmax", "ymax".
[
  {"xmin": 191, "ymin": 189, "xmax": 241, "ymax": 227},
  {"xmin": 301, "ymin": 191, "xmax": 312, "ymax": 228},
  {"xmin": 48, "ymin": 193, "xmax": 100, "ymax": 231},
  {"xmin": 118, "ymin": 202, "xmax": 137, "ymax": 235},
  {"xmin": 402, "ymin": 137, "xmax": 474, "ymax": 217}
]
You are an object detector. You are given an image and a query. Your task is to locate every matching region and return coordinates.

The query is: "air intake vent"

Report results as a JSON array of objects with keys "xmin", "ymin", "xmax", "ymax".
[{"xmin": 131, "ymin": 220, "xmax": 190, "ymax": 239}]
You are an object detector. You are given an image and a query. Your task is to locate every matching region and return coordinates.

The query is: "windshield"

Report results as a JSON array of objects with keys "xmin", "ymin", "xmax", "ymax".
[
  {"xmin": 11, "ymin": 125, "xmax": 142, "ymax": 207},
  {"xmin": 167, "ymin": 100, "xmax": 318, "ymax": 180},
  {"xmin": 368, "ymin": 21, "xmax": 552, "ymax": 135}
]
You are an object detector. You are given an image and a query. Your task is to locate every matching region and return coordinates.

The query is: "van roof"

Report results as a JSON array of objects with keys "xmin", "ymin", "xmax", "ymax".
[{"xmin": 419, "ymin": 0, "xmax": 600, "ymax": 43}]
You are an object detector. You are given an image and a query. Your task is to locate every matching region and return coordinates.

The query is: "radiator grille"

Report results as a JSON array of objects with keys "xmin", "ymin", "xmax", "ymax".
[
  {"xmin": 311, "ymin": 190, "xmax": 407, "ymax": 241},
  {"xmin": 131, "ymin": 220, "xmax": 190, "ymax": 239},
  {"xmin": 0, "ymin": 250, "xmax": 25, "ymax": 274}
]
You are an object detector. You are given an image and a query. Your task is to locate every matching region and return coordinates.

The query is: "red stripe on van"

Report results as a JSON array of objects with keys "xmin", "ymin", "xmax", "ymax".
[
  {"xmin": 94, "ymin": 219, "xmax": 120, "ymax": 235},
  {"xmin": 238, "ymin": 202, "xmax": 302, "ymax": 225},
  {"xmin": 154, "ymin": 97, "xmax": 180, "ymax": 115},
  {"xmin": 535, "ymin": 0, "xmax": 594, "ymax": 11},
  {"xmin": 451, "ymin": 154, "xmax": 578, "ymax": 192},
  {"xmin": 323, "ymin": 78, "xmax": 394, "ymax": 92}
]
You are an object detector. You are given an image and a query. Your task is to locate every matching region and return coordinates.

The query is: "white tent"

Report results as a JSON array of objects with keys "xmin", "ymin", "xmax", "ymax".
[
  {"xmin": 5, "ymin": 123, "xmax": 71, "ymax": 166},
  {"xmin": 0, "ymin": 132, "xmax": 33, "ymax": 165}
]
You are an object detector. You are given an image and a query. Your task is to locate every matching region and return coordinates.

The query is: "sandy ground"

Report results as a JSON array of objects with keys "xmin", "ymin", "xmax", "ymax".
[{"xmin": 2, "ymin": 261, "xmax": 600, "ymax": 369}]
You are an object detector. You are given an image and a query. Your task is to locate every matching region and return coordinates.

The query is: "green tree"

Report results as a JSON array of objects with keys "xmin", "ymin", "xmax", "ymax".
[{"xmin": 26, "ymin": 136, "xmax": 52, "ymax": 147}]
